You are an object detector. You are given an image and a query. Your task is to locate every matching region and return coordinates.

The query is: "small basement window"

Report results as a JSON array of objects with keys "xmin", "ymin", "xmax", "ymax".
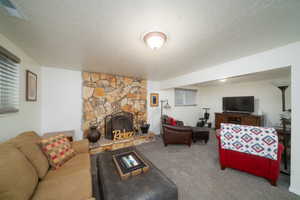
[
  {"xmin": 175, "ymin": 88, "xmax": 197, "ymax": 106},
  {"xmin": 0, "ymin": 46, "xmax": 20, "ymax": 114}
]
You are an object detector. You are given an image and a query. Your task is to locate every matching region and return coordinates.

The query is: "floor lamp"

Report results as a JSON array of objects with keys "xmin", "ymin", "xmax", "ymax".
[
  {"xmin": 160, "ymin": 99, "xmax": 171, "ymax": 117},
  {"xmin": 160, "ymin": 99, "xmax": 171, "ymax": 135},
  {"xmin": 277, "ymin": 85, "xmax": 288, "ymax": 112},
  {"xmin": 275, "ymin": 84, "xmax": 290, "ymax": 175}
]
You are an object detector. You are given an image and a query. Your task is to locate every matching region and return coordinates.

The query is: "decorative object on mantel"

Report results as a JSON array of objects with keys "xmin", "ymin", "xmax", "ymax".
[
  {"xmin": 26, "ymin": 70, "xmax": 37, "ymax": 101},
  {"xmin": 113, "ymin": 130, "xmax": 135, "ymax": 141},
  {"xmin": 150, "ymin": 93, "xmax": 159, "ymax": 107},
  {"xmin": 113, "ymin": 150, "xmax": 150, "ymax": 180},
  {"xmin": 87, "ymin": 126, "xmax": 101, "ymax": 143},
  {"xmin": 140, "ymin": 121, "xmax": 150, "ymax": 134}
]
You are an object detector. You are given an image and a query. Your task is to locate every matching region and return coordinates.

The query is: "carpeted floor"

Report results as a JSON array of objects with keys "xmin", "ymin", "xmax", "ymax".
[{"xmin": 136, "ymin": 133, "xmax": 299, "ymax": 200}]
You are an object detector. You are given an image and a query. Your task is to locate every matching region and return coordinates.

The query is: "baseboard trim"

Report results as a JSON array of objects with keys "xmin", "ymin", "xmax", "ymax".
[{"xmin": 289, "ymin": 186, "xmax": 300, "ymax": 196}]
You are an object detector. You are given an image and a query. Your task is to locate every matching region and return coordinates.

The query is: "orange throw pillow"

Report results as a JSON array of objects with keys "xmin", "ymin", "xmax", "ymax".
[{"xmin": 40, "ymin": 134, "xmax": 76, "ymax": 169}]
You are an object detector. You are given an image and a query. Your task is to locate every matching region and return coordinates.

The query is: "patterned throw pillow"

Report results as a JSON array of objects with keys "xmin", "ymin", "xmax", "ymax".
[{"xmin": 40, "ymin": 134, "xmax": 76, "ymax": 169}]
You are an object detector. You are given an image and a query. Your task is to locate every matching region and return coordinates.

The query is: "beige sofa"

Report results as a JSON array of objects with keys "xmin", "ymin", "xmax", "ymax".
[{"xmin": 0, "ymin": 131, "xmax": 93, "ymax": 200}]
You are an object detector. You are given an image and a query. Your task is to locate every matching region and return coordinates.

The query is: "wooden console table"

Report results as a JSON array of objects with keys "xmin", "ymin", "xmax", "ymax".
[{"xmin": 215, "ymin": 112, "xmax": 263, "ymax": 129}]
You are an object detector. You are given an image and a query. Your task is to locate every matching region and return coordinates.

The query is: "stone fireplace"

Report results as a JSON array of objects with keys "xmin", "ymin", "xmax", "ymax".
[
  {"xmin": 104, "ymin": 111, "xmax": 134, "ymax": 140},
  {"xmin": 82, "ymin": 72, "xmax": 147, "ymax": 138}
]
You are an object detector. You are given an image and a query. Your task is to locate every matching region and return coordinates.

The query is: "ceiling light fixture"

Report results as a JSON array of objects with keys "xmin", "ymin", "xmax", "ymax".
[
  {"xmin": 144, "ymin": 31, "xmax": 167, "ymax": 50},
  {"xmin": 220, "ymin": 79, "xmax": 227, "ymax": 82}
]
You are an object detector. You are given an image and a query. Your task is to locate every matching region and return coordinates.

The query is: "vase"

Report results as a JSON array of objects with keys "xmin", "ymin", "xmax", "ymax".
[
  {"xmin": 87, "ymin": 126, "xmax": 100, "ymax": 143},
  {"xmin": 140, "ymin": 124, "xmax": 150, "ymax": 134}
]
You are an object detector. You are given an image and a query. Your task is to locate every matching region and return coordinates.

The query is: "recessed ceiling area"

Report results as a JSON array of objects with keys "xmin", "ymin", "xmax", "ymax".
[
  {"xmin": 0, "ymin": 0, "xmax": 300, "ymax": 80},
  {"xmin": 193, "ymin": 67, "xmax": 291, "ymax": 87}
]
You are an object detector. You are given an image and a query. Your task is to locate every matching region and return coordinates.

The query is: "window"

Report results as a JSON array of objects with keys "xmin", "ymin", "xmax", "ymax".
[
  {"xmin": 0, "ymin": 47, "xmax": 20, "ymax": 114},
  {"xmin": 175, "ymin": 88, "xmax": 197, "ymax": 106}
]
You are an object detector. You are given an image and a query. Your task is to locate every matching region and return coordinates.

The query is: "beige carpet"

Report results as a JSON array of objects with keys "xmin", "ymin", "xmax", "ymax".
[{"xmin": 136, "ymin": 133, "xmax": 299, "ymax": 200}]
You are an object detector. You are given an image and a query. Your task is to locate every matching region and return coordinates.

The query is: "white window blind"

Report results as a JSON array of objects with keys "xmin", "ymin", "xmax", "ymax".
[
  {"xmin": 0, "ymin": 53, "xmax": 19, "ymax": 114},
  {"xmin": 175, "ymin": 88, "xmax": 197, "ymax": 106}
]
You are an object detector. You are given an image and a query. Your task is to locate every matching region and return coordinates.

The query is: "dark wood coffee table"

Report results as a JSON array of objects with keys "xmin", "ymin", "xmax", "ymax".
[{"xmin": 192, "ymin": 127, "xmax": 210, "ymax": 143}]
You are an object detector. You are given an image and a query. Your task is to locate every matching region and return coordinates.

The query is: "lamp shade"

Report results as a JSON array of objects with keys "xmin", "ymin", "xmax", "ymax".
[{"xmin": 163, "ymin": 102, "xmax": 171, "ymax": 109}]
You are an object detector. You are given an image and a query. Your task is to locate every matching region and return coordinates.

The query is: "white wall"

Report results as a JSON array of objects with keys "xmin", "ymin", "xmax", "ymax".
[
  {"xmin": 198, "ymin": 79, "xmax": 291, "ymax": 128},
  {"xmin": 147, "ymin": 81, "xmax": 201, "ymax": 135},
  {"xmin": 41, "ymin": 67, "xmax": 82, "ymax": 140},
  {"xmin": 0, "ymin": 33, "xmax": 42, "ymax": 142},
  {"xmin": 147, "ymin": 81, "xmax": 161, "ymax": 134},
  {"xmin": 290, "ymin": 65, "xmax": 300, "ymax": 195}
]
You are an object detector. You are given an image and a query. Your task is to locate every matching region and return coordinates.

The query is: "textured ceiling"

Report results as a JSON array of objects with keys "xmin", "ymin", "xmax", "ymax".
[{"xmin": 0, "ymin": 0, "xmax": 300, "ymax": 80}]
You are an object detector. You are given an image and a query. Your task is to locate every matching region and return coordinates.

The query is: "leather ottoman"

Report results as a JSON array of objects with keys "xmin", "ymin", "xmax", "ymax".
[
  {"xmin": 95, "ymin": 147, "xmax": 178, "ymax": 200},
  {"xmin": 192, "ymin": 127, "xmax": 210, "ymax": 143}
]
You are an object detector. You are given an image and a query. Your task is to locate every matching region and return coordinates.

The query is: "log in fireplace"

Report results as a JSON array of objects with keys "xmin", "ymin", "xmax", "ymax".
[{"xmin": 104, "ymin": 111, "xmax": 134, "ymax": 140}]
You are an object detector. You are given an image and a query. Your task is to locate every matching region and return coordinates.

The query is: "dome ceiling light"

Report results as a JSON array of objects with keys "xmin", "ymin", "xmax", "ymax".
[{"xmin": 143, "ymin": 31, "xmax": 167, "ymax": 50}]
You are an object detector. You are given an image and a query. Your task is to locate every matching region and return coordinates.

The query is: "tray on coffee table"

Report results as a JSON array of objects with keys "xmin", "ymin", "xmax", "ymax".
[{"xmin": 113, "ymin": 151, "xmax": 150, "ymax": 180}]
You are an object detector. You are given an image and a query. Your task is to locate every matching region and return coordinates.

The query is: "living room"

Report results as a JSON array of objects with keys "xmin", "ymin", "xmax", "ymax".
[{"xmin": 0, "ymin": 1, "xmax": 300, "ymax": 200}]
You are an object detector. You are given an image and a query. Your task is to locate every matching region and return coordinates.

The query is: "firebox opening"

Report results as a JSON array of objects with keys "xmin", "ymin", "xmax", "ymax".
[{"xmin": 105, "ymin": 111, "xmax": 134, "ymax": 140}]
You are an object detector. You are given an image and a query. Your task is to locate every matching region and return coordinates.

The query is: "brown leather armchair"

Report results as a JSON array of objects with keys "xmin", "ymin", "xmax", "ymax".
[{"xmin": 162, "ymin": 124, "xmax": 193, "ymax": 147}]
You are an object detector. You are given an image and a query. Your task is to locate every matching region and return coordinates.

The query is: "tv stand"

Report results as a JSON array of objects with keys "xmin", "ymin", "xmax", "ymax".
[
  {"xmin": 215, "ymin": 112, "xmax": 263, "ymax": 129},
  {"xmin": 223, "ymin": 112, "xmax": 250, "ymax": 115}
]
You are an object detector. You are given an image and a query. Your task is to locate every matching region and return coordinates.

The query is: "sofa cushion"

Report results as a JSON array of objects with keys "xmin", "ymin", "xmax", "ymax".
[
  {"xmin": 0, "ymin": 143, "xmax": 39, "ymax": 200},
  {"xmin": 32, "ymin": 153, "xmax": 92, "ymax": 200},
  {"xmin": 7, "ymin": 131, "xmax": 49, "ymax": 179},
  {"xmin": 18, "ymin": 142, "xmax": 49, "ymax": 179},
  {"xmin": 165, "ymin": 117, "xmax": 177, "ymax": 126},
  {"xmin": 40, "ymin": 134, "xmax": 76, "ymax": 169},
  {"xmin": 45, "ymin": 153, "xmax": 90, "ymax": 179},
  {"xmin": 8, "ymin": 131, "xmax": 41, "ymax": 144}
]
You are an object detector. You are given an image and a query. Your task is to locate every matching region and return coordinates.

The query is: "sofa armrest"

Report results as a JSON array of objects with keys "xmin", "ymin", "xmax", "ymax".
[{"xmin": 72, "ymin": 139, "xmax": 89, "ymax": 153}]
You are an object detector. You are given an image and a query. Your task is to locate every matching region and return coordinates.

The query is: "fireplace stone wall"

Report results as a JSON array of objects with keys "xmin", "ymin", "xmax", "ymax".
[{"xmin": 82, "ymin": 72, "xmax": 147, "ymax": 136}]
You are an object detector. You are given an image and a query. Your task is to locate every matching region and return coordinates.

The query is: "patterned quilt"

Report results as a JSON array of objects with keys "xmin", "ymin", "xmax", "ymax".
[{"xmin": 220, "ymin": 123, "xmax": 278, "ymax": 160}]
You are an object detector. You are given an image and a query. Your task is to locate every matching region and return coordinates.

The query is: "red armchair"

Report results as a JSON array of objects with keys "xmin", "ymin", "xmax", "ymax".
[{"xmin": 216, "ymin": 129, "xmax": 283, "ymax": 186}]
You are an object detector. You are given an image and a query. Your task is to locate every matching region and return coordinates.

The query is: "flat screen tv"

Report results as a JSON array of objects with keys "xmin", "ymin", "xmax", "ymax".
[{"xmin": 223, "ymin": 96, "xmax": 254, "ymax": 113}]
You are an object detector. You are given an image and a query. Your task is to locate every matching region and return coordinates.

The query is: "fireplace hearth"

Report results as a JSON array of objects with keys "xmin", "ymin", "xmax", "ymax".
[{"xmin": 105, "ymin": 111, "xmax": 134, "ymax": 140}]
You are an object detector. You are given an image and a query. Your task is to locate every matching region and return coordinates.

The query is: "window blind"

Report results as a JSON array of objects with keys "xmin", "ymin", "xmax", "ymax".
[
  {"xmin": 0, "ymin": 53, "xmax": 19, "ymax": 114},
  {"xmin": 175, "ymin": 88, "xmax": 197, "ymax": 106}
]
